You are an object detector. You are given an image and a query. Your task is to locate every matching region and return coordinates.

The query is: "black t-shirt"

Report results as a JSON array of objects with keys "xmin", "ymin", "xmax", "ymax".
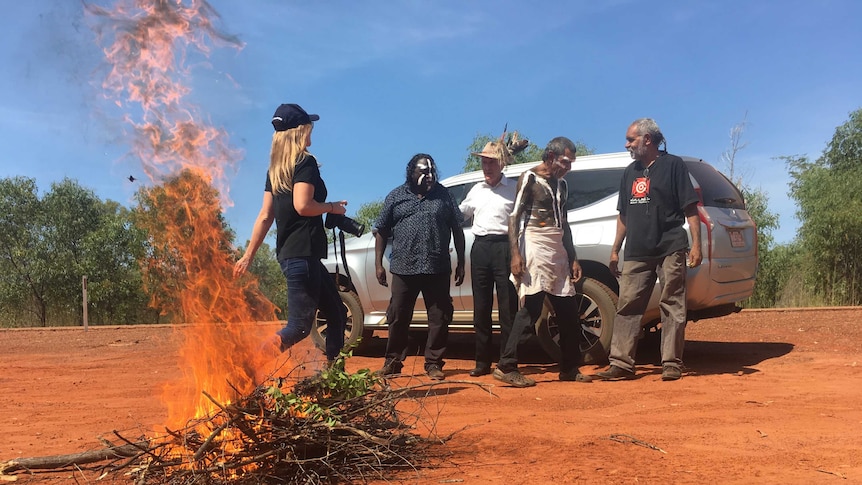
[
  {"xmin": 266, "ymin": 154, "xmax": 328, "ymax": 261},
  {"xmin": 617, "ymin": 153, "xmax": 699, "ymax": 261}
]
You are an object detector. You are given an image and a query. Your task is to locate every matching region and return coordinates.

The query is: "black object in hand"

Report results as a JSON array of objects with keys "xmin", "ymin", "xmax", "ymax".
[{"xmin": 325, "ymin": 214, "xmax": 365, "ymax": 237}]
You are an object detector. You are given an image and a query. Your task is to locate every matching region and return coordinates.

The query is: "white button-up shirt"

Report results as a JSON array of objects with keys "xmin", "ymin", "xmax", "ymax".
[{"xmin": 459, "ymin": 174, "xmax": 517, "ymax": 236}]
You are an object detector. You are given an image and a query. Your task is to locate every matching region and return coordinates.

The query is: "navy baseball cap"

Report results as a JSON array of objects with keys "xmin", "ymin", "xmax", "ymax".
[{"xmin": 271, "ymin": 103, "xmax": 319, "ymax": 131}]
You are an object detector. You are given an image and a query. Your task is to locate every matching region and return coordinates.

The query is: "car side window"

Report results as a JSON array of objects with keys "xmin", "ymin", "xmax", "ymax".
[
  {"xmin": 564, "ymin": 168, "xmax": 625, "ymax": 211},
  {"xmin": 685, "ymin": 161, "xmax": 746, "ymax": 209},
  {"xmin": 447, "ymin": 182, "xmax": 476, "ymax": 208},
  {"xmin": 447, "ymin": 181, "xmax": 477, "ymax": 227}
]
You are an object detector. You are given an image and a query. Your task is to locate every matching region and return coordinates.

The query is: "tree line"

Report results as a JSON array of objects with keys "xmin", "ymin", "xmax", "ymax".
[
  {"xmin": 1, "ymin": 109, "xmax": 860, "ymax": 327},
  {"xmin": 745, "ymin": 107, "xmax": 862, "ymax": 307},
  {"xmin": 0, "ymin": 171, "xmax": 286, "ymax": 327}
]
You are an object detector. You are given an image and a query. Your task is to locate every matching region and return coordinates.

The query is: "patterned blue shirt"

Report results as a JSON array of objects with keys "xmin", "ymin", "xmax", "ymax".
[{"xmin": 375, "ymin": 182, "xmax": 463, "ymax": 276}]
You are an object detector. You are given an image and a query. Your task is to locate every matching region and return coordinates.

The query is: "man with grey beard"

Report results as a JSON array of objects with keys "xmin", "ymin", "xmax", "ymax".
[{"xmin": 597, "ymin": 118, "xmax": 702, "ymax": 382}]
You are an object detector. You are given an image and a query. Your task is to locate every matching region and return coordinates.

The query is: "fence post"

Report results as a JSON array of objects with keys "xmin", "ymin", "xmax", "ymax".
[{"xmin": 82, "ymin": 275, "xmax": 89, "ymax": 332}]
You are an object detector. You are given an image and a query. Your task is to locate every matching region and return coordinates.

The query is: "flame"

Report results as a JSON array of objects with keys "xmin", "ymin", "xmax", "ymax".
[{"xmin": 87, "ymin": 0, "xmax": 282, "ymax": 429}]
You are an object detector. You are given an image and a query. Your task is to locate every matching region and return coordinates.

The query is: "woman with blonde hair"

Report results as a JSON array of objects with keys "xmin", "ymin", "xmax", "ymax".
[{"xmin": 234, "ymin": 103, "xmax": 348, "ymax": 362}]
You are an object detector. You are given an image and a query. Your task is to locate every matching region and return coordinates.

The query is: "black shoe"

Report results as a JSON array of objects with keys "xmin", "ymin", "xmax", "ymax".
[
  {"xmin": 376, "ymin": 361, "xmax": 403, "ymax": 376},
  {"xmin": 596, "ymin": 365, "xmax": 635, "ymax": 381},
  {"xmin": 559, "ymin": 370, "xmax": 593, "ymax": 382},
  {"xmin": 426, "ymin": 364, "xmax": 445, "ymax": 380},
  {"xmin": 492, "ymin": 368, "xmax": 536, "ymax": 388},
  {"xmin": 662, "ymin": 365, "xmax": 682, "ymax": 381},
  {"xmin": 469, "ymin": 365, "xmax": 491, "ymax": 377}
]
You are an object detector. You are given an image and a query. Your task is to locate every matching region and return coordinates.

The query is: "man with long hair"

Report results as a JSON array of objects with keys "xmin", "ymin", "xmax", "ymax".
[{"xmin": 374, "ymin": 154, "xmax": 466, "ymax": 380}]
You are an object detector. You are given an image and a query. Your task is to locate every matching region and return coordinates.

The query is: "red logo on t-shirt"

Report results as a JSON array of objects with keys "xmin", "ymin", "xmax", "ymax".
[{"xmin": 632, "ymin": 177, "xmax": 650, "ymax": 198}]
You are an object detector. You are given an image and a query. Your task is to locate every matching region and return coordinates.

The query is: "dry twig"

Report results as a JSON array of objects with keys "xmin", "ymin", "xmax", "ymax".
[{"xmin": 606, "ymin": 434, "xmax": 668, "ymax": 454}]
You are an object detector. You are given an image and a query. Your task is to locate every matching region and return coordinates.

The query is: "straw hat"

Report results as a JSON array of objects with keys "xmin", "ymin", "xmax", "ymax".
[{"xmin": 472, "ymin": 141, "xmax": 513, "ymax": 164}]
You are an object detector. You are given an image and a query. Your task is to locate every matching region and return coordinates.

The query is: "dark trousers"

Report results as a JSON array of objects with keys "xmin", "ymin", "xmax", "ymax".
[
  {"xmin": 385, "ymin": 272, "xmax": 454, "ymax": 370},
  {"xmin": 499, "ymin": 292, "xmax": 584, "ymax": 373},
  {"xmin": 471, "ymin": 235, "xmax": 517, "ymax": 368}
]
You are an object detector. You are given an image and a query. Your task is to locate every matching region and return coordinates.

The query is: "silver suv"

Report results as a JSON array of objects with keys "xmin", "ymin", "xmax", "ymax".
[{"xmin": 315, "ymin": 152, "xmax": 757, "ymax": 364}]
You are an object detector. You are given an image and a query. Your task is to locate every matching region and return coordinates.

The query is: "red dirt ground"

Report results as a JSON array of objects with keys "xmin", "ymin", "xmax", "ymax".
[{"xmin": 1, "ymin": 308, "xmax": 861, "ymax": 484}]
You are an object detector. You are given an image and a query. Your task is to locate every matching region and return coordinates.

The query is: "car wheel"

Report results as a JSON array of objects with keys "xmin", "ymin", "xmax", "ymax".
[
  {"xmin": 534, "ymin": 277, "xmax": 618, "ymax": 365},
  {"xmin": 311, "ymin": 290, "xmax": 371, "ymax": 352}
]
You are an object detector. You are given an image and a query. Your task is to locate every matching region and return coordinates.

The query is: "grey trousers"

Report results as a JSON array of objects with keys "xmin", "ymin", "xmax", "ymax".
[{"xmin": 608, "ymin": 249, "xmax": 688, "ymax": 371}]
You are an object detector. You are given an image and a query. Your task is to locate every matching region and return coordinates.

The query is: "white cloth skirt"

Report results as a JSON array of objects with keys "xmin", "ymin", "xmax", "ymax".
[{"xmin": 510, "ymin": 226, "xmax": 575, "ymax": 303}]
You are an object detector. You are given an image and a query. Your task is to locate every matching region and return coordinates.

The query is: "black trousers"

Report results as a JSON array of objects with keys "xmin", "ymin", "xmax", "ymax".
[
  {"xmin": 385, "ymin": 272, "xmax": 453, "ymax": 369},
  {"xmin": 470, "ymin": 235, "xmax": 517, "ymax": 368},
  {"xmin": 499, "ymin": 292, "xmax": 584, "ymax": 373}
]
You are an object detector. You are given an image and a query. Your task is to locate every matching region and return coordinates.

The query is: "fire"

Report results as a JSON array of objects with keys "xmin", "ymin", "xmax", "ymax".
[{"xmin": 87, "ymin": 0, "xmax": 281, "ymax": 429}]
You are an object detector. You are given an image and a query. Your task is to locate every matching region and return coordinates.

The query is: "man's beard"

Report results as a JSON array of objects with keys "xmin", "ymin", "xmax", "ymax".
[
  {"xmin": 411, "ymin": 175, "xmax": 433, "ymax": 194},
  {"xmin": 629, "ymin": 145, "xmax": 647, "ymax": 161}
]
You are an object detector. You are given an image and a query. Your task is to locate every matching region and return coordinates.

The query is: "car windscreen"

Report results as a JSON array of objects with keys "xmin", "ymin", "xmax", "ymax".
[
  {"xmin": 685, "ymin": 161, "xmax": 746, "ymax": 210},
  {"xmin": 564, "ymin": 168, "xmax": 624, "ymax": 211}
]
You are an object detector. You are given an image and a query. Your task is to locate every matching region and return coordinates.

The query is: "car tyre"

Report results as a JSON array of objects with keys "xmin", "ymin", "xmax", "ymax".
[
  {"xmin": 534, "ymin": 277, "xmax": 618, "ymax": 365},
  {"xmin": 311, "ymin": 290, "xmax": 371, "ymax": 353}
]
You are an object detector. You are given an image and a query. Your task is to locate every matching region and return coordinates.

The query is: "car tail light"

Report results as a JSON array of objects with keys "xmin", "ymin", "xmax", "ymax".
[
  {"xmin": 694, "ymin": 187, "xmax": 712, "ymax": 262},
  {"xmin": 752, "ymin": 217, "xmax": 758, "ymax": 261}
]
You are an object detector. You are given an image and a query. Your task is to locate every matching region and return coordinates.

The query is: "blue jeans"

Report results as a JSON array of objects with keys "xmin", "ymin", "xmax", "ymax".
[{"xmin": 278, "ymin": 257, "xmax": 346, "ymax": 360}]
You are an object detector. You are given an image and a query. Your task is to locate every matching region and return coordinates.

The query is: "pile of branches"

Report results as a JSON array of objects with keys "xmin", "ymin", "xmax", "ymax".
[{"xmin": 1, "ymin": 353, "xmax": 469, "ymax": 484}]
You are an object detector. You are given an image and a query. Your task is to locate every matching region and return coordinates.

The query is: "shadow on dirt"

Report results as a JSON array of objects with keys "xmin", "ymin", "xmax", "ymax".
[
  {"xmin": 355, "ymin": 331, "xmax": 795, "ymax": 377},
  {"xmin": 635, "ymin": 338, "xmax": 795, "ymax": 376}
]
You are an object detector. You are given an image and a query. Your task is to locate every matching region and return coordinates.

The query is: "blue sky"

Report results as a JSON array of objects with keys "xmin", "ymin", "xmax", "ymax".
[{"xmin": 1, "ymin": 0, "xmax": 861, "ymax": 246}]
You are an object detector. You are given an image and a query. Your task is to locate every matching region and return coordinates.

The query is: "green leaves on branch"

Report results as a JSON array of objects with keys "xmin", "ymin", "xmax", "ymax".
[
  {"xmin": 265, "ymin": 345, "xmax": 379, "ymax": 428},
  {"xmin": 785, "ymin": 107, "xmax": 862, "ymax": 305}
]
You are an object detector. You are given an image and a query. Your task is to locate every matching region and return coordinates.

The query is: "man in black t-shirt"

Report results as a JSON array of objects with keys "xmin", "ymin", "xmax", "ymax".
[
  {"xmin": 597, "ymin": 118, "xmax": 702, "ymax": 382},
  {"xmin": 374, "ymin": 154, "xmax": 465, "ymax": 380}
]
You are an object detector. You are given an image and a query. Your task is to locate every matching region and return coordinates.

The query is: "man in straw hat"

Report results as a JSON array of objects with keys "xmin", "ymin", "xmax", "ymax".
[{"xmin": 459, "ymin": 140, "xmax": 519, "ymax": 378}]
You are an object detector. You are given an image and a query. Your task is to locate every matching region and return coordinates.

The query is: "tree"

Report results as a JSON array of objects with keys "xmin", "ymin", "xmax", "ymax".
[
  {"xmin": 786, "ymin": 107, "xmax": 862, "ymax": 305},
  {"xmin": 822, "ymin": 109, "xmax": 862, "ymax": 172},
  {"xmin": 0, "ymin": 177, "xmax": 49, "ymax": 325},
  {"xmin": 788, "ymin": 163, "xmax": 862, "ymax": 303},
  {"xmin": 40, "ymin": 179, "xmax": 144, "ymax": 321},
  {"xmin": 354, "ymin": 199, "xmax": 383, "ymax": 235},
  {"xmin": 739, "ymin": 184, "xmax": 781, "ymax": 307},
  {"xmin": 462, "ymin": 131, "xmax": 595, "ymax": 173},
  {"xmin": 0, "ymin": 177, "xmax": 151, "ymax": 326},
  {"xmin": 77, "ymin": 202, "xmax": 154, "ymax": 324},
  {"xmin": 721, "ymin": 111, "xmax": 749, "ymax": 181}
]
